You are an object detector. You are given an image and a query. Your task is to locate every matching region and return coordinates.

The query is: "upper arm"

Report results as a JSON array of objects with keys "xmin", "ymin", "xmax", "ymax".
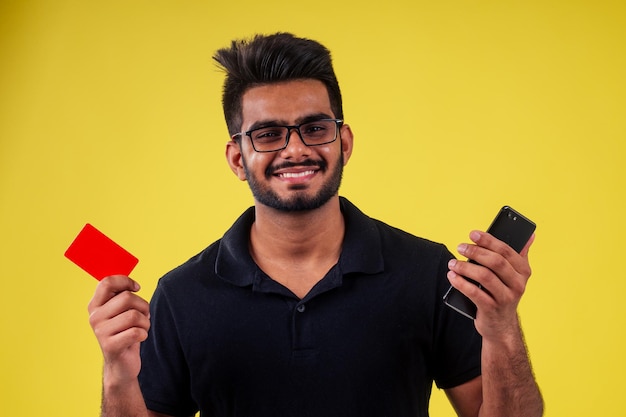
[{"xmin": 444, "ymin": 375, "xmax": 483, "ymax": 417}]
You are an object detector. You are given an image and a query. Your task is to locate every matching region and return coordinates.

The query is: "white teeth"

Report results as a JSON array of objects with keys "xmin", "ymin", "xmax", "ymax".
[{"xmin": 279, "ymin": 170, "xmax": 315, "ymax": 178}]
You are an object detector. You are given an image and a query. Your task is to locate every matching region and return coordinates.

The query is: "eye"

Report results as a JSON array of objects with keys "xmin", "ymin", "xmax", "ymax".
[
  {"xmin": 252, "ymin": 127, "xmax": 285, "ymax": 142},
  {"xmin": 301, "ymin": 123, "xmax": 328, "ymax": 136}
]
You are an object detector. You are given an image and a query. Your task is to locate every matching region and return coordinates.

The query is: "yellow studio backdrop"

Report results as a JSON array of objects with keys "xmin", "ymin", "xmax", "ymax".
[{"xmin": 1, "ymin": 0, "xmax": 624, "ymax": 416}]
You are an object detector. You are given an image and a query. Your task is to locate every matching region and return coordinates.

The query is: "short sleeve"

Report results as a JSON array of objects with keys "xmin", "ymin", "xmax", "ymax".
[
  {"xmin": 138, "ymin": 283, "xmax": 198, "ymax": 417},
  {"xmin": 431, "ymin": 250, "xmax": 482, "ymax": 389}
]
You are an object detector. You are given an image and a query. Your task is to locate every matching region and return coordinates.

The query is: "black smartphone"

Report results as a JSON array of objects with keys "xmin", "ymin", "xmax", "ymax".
[{"xmin": 443, "ymin": 206, "xmax": 536, "ymax": 320}]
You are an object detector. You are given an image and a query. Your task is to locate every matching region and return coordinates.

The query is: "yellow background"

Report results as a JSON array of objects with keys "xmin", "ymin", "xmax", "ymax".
[{"xmin": 1, "ymin": 1, "xmax": 625, "ymax": 416}]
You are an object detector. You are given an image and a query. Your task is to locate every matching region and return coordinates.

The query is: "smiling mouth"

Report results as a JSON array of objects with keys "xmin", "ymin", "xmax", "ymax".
[
  {"xmin": 277, "ymin": 170, "xmax": 316, "ymax": 179},
  {"xmin": 267, "ymin": 159, "xmax": 327, "ymax": 180}
]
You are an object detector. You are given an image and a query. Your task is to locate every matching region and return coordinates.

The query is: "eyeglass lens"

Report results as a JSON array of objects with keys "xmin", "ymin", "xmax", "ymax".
[{"xmin": 250, "ymin": 120, "xmax": 338, "ymax": 152}]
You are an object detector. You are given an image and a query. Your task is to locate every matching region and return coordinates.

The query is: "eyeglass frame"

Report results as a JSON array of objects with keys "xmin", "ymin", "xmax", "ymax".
[{"xmin": 231, "ymin": 118, "xmax": 344, "ymax": 153}]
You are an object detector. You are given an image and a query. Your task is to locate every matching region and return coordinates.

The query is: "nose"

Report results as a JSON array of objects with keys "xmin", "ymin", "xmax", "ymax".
[{"xmin": 280, "ymin": 127, "xmax": 310, "ymax": 158}]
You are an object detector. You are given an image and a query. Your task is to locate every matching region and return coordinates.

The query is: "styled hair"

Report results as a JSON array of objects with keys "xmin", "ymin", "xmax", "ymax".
[{"xmin": 213, "ymin": 32, "xmax": 343, "ymax": 136}]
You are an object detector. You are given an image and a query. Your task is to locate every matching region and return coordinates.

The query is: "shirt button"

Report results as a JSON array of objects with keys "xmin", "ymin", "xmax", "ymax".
[{"xmin": 297, "ymin": 304, "xmax": 306, "ymax": 313}]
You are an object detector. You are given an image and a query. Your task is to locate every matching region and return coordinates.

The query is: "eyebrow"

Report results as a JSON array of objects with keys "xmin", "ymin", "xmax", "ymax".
[{"xmin": 246, "ymin": 112, "xmax": 334, "ymax": 132}]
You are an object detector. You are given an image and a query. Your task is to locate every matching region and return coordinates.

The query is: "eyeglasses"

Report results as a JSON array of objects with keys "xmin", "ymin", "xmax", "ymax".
[{"xmin": 232, "ymin": 118, "xmax": 343, "ymax": 153}]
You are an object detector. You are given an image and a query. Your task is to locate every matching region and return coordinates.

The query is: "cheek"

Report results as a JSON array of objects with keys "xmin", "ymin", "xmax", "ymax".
[
  {"xmin": 325, "ymin": 147, "xmax": 344, "ymax": 167},
  {"xmin": 248, "ymin": 152, "xmax": 272, "ymax": 166},
  {"xmin": 242, "ymin": 152, "xmax": 274, "ymax": 176}
]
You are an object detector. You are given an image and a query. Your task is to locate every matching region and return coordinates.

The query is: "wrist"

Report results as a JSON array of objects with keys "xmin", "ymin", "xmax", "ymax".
[
  {"xmin": 102, "ymin": 363, "xmax": 139, "ymax": 393},
  {"xmin": 480, "ymin": 316, "xmax": 530, "ymax": 364},
  {"xmin": 100, "ymin": 368, "xmax": 148, "ymax": 417},
  {"xmin": 481, "ymin": 330, "xmax": 525, "ymax": 358},
  {"xmin": 477, "ymin": 311, "xmax": 523, "ymax": 343}
]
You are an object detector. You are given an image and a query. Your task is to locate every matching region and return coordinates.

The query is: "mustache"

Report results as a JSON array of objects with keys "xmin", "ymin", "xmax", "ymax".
[{"xmin": 266, "ymin": 159, "xmax": 327, "ymax": 177}]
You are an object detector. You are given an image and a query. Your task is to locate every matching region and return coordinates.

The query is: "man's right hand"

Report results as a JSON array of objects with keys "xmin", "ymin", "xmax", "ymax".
[{"xmin": 88, "ymin": 275, "xmax": 151, "ymax": 386}]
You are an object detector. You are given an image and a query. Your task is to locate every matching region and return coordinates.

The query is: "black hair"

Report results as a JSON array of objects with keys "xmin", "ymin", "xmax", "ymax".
[{"xmin": 213, "ymin": 32, "xmax": 343, "ymax": 135}]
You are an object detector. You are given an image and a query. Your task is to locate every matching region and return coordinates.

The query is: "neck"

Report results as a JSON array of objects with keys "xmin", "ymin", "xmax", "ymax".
[
  {"xmin": 250, "ymin": 195, "xmax": 344, "ymax": 260},
  {"xmin": 248, "ymin": 196, "xmax": 345, "ymax": 298}
]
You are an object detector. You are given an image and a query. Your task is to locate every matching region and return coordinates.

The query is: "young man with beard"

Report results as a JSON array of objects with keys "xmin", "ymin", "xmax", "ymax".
[{"xmin": 88, "ymin": 33, "xmax": 544, "ymax": 417}]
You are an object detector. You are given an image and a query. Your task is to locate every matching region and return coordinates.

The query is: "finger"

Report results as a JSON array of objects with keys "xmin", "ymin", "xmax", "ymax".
[
  {"xmin": 98, "ymin": 323, "xmax": 150, "ymax": 358},
  {"xmin": 458, "ymin": 240, "xmax": 517, "ymax": 281},
  {"xmin": 88, "ymin": 275, "xmax": 141, "ymax": 314},
  {"xmin": 93, "ymin": 307, "xmax": 151, "ymax": 341},
  {"xmin": 463, "ymin": 231, "xmax": 530, "ymax": 278},
  {"xmin": 91, "ymin": 308, "xmax": 151, "ymax": 355},
  {"xmin": 467, "ymin": 231, "xmax": 519, "ymax": 262},
  {"xmin": 454, "ymin": 233, "xmax": 530, "ymax": 302},
  {"xmin": 519, "ymin": 233, "xmax": 536, "ymax": 258},
  {"xmin": 459, "ymin": 247, "xmax": 527, "ymax": 296},
  {"xmin": 89, "ymin": 290, "xmax": 150, "ymax": 325},
  {"xmin": 447, "ymin": 262, "xmax": 497, "ymax": 309},
  {"xmin": 448, "ymin": 258, "xmax": 504, "ymax": 300},
  {"xmin": 448, "ymin": 259, "xmax": 523, "ymax": 316}
]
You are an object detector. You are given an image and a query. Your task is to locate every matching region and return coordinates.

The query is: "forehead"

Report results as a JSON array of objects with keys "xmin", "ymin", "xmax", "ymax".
[{"xmin": 240, "ymin": 79, "xmax": 333, "ymax": 128}]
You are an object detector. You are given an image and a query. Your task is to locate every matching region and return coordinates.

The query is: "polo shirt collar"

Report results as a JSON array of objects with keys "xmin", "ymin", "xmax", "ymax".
[{"xmin": 215, "ymin": 197, "xmax": 384, "ymax": 288}]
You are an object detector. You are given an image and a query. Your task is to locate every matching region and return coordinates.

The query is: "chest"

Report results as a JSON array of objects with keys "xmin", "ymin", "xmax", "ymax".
[
  {"xmin": 178, "ymin": 273, "xmax": 435, "ymax": 395},
  {"xmin": 252, "ymin": 254, "xmax": 340, "ymax": 299}
]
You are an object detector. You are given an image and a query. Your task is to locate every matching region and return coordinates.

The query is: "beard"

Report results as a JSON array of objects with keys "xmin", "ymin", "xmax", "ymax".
[{"xmin": 242, "ymin": 153, "xmax": 344, "ymax": 212}]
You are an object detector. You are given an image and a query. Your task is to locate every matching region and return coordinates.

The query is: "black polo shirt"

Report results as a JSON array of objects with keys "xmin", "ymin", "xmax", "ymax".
[{"xmin": 139, "ymin": 197, "xmax": 481, "ymax": 417}]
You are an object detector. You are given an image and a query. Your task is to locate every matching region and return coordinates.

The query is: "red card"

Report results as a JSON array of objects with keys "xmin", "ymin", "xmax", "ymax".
[{"xmin": 65, "ymin": 223, "xmax": 139, "ymax": 280}]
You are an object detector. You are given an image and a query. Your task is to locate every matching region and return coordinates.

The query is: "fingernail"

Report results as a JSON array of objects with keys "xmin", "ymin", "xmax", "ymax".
[
  {"xmin": 470, "ymin": 231, "xmax": 481, "ymax": 242},
  {"xmin": 447, "ymin": 270, "xmax": 457, "ymax": 281},
  {"xmin": 457, "ymin": 244, "xmax": 467, "ymax": 255},
  {"xmin": 448, "ymin": 259, "xmax": 457, "ymax": 268}
]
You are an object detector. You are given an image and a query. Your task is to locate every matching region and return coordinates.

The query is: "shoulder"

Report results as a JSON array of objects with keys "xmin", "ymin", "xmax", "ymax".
[
  {"xmin": 341, "ymin": 196, "xmax": 451, "ymax": 260},
  {"xmin": 157, "ymin": 205, "xmax": 258, "ymax": 292},
  {"xmin": 156, "ymin": 240, "xmax": 221, "ymax": 291},
  {"xmin": 370, "ymin": 217, "xmax": 453, "ymax": 289},
  {"xmin": 339, "ymin": 197, "xmax": 454, "ymax": 296},
  {"xmin": 373, "ymin": 216, "xmax": 445, "ymax": 249}
]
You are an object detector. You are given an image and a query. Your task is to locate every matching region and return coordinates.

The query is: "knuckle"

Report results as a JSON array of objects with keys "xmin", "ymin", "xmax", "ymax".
[
  {"xmin": 98, "ymin": 277, "xmax": 114, "ymax": 291},
  {"xmin": 93, "ymin": 325, "xmax": 108, "ymax": 344},
  {"xmin": 463, "ymin": 278, "xmax": 484, "ymax": 298},
  {"xmin": 511, "ymin": 277, "xmax": 527, "ymax": 296},
  {"xmin": 492, "ymin": 255, "xmax": 508, "ymax": 270},
  {"xmin": 122, "ymin": 308, "xmax": 150, "ymax": 330},
  {"xmin": 523, "ymin": 265, "xmax": 533, "ymax": 278},
  {"xmin": 127, "ymin": 327, "xmax": 149, "ymax": 343},
  {"xmin": 130, "ymin": 308, "xmax": 148, "ymax": 325},
  {"xmin": 473, "ymin": 266, "xmax": 492, "ymax": 283},
  {"xmin": 479, "ymin": 274, "xmax": 496, "ymax": 291},
  {"xmin": 501, "ymin": 243, "xmax": 517, "ymax": 257},
  {"xmin": 88, "ymin": 313, "xmax": 98, "ymax": 328},
  {"xmin": 137, "ymin": 328, "xmax": 149, "ymax": 342},
  {"xmin": 117, "ymin": 290, "xmax": 140, "ymax": 309},
  {"xmin": 463, "ymin": 244, "xmax": 476, "ymax": 259},
  {"xmin": 118, "ymin": 290, "xmax": 133, "ymax": 302}
]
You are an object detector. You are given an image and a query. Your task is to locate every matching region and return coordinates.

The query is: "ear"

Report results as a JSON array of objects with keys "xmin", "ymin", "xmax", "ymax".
[
  {"xmin": 225, "ymin": 140, "xmax": 247, "ymax": 181},
  {"xmin": 340, "ymin": 124, "xmax": 354, "ymax": 166}
]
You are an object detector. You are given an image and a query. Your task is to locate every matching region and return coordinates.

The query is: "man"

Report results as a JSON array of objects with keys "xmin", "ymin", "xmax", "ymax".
[{"xmin": 88, "ymin": 33, "xmax": 543, "ymax": 417}]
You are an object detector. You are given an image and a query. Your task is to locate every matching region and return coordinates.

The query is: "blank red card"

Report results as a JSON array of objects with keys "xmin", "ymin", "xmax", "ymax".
[{"xmin": 65, "ymin": 223, "xmax": 139, "ymax": 280}]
